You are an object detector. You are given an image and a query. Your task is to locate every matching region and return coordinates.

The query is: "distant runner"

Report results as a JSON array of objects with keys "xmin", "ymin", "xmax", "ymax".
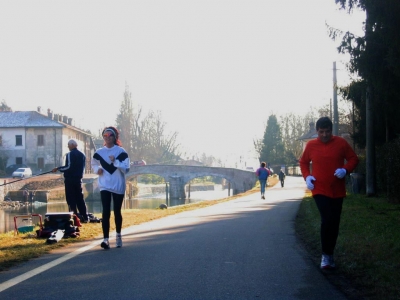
[{"xmin": 255, "ymin": 162, "xmax": 270, "ymax": 200}]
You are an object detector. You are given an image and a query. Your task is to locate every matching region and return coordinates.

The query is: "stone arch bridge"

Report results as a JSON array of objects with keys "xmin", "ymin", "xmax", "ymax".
[{"xmin": 126, "ymin": 165, "xmax": 257, "ymax": 199}]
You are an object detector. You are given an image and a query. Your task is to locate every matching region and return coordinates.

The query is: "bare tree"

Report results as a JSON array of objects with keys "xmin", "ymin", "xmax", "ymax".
[
  {"xmin": 116, "ymin": 83, "xmax": 134, "ymax": 156},
  {"xmin": 0, "ymin": 100, "xmax": 12, "ymax": 112},
  {"xmin": 0, "ymin": 137, "xmax": 11, "ymax": 175},
  {"xmin": 280, "ymin": 113, "xmax": 308, "ymax": 164},
  {"xmin": 132, "ymin": 109, "xmax": 181, "ymax": 164}
]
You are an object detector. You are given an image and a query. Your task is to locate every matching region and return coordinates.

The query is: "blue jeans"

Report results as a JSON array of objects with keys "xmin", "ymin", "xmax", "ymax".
[{"xmin": 259, "ymin": 179, "xmax": 267, "ymax": 194}]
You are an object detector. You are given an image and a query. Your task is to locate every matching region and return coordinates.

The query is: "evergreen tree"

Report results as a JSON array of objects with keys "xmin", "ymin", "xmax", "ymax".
[
  {"xmin": 259, "ymin": 115, "xmax": 285, "ymax": 166},
  {"xmin": 330, "ymin": 0, "xmax": 400, "ymax": 146}
]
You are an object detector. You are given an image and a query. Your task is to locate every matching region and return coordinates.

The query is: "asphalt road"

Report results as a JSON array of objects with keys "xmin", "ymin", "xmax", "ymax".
[{"xmin": 0, "ymin": 176, "xmax": 347, "ymax": 300}]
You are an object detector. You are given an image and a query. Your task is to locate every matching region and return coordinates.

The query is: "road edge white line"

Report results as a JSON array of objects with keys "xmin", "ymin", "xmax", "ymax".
[{"xmin": 0, "ymin": 240, "xmax": 99, "ymax": 293}]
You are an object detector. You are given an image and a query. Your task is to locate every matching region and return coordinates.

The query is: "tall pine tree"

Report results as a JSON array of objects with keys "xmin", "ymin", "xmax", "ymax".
[{"xmin": 260, "ymin": 115, "xmax": 285, "ymax": 167}]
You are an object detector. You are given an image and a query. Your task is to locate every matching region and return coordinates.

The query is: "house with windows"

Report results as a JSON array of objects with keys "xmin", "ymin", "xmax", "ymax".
[{"xmin": 0, "ymin": 108, "xmax": 96, "ymax": 174}]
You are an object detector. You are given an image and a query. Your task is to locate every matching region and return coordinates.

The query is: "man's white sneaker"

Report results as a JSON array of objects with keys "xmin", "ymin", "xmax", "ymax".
[
  {"xmin": 116, "ymin": 234, "xmax": 122, "ymax": 248},
  {"xmin": 321, "ymin": 254, "xmax": 335, "ymax": 269}
]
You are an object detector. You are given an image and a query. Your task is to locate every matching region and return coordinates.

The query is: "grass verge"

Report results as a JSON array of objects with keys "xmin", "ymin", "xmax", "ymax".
[{"xmin": 296, "ymin": 193, "xmax": 400, "ymax": 300}]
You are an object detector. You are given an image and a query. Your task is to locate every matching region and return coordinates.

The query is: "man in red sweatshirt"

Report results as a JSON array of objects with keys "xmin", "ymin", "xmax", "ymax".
[{"xmin": 299, "ymin": 117, "xmax": 359, "ymax": 269}]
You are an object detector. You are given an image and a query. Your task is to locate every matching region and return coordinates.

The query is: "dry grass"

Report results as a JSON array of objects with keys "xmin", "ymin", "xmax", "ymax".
[{"xmin": 0, "ymin": 176, "xmax": 279, "ymax": 272}]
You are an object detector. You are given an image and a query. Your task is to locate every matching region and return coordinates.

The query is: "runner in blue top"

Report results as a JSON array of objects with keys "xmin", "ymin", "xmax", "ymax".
[{"xmin": 255, "ymin": 162, "xmax": 270, "ymax": 199}]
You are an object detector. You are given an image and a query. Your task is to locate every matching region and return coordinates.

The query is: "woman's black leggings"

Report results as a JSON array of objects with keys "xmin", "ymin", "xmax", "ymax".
[
  {"xmin": 101, "ymin": 190, "xmax": 124, "ymax": 238},
  {"xmin": 313, "ymin": 194, "xmax": 343, "ymax": 255}
]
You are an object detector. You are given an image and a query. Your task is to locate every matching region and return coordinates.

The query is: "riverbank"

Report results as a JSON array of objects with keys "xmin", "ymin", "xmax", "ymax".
[{"xmin": 0, "ymin": 178, "xmax": 277, "ymax": 271}]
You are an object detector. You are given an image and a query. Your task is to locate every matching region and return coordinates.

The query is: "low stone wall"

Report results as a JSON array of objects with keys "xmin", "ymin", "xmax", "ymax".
[
  {"xmin": 7, "ymin": 190, "xmax": 50, "ymax": 202},
  {"xmin": 1, "ymin": 176, "xmax": 218, "ymax": 204},
  {"xmin": 185, "ymin": 185, "xmax": 214, "ymax": 192},
  {"xmin": 136, "ymin": 184, "xmax": 214, "ymax": 196},
  {"xmin": 0, "ymin": 179, "xmax": 27, "ymax": 202},
  {"xmin": 46, "ymin": 183, "xmax": 94, "ymax": 202},
  {"xmin": 0, "ymin": 178, "xmax": 97, "ymax": 203}
]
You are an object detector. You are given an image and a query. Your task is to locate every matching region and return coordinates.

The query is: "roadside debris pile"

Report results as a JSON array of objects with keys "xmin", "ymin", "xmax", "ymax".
[{"xmin": 38, "ymin": 213, "xmax": 81, "ymax": 243}]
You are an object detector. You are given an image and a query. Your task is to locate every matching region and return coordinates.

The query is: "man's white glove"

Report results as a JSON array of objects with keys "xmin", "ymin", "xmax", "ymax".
[
  {"xmin": 334, "ymin": 168, "xmax": 346, "ymax": 179},
  {"xmin": 306, "ymin": 176, "xmax": 316, "ymax": 190}
]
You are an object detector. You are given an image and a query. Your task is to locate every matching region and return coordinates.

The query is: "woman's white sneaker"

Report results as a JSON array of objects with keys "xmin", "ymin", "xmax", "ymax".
[{"xmin": 116, "ymin": 234, "xmax": 122, "ymax": 248}]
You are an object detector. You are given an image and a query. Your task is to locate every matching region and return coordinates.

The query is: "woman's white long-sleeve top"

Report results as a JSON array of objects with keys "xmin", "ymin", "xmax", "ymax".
[{"xmin": 91, "ymin": 145, "xmax": 130, "ymax": 195}]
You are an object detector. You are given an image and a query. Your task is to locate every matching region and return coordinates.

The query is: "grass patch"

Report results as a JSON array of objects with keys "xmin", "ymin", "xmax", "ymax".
[
  {"xmin": 0, "ymin": 176, "xmax": 279, "ymax": 272},
  {"xmin": 296, "ymin": 193, "xmax": 400, "ymax": 300}
]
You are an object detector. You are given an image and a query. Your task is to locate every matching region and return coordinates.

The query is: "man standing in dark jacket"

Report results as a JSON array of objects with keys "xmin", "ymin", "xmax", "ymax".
[
  {"xmin": 279, "ymin": 169, "xmax": 286, "ymax": 187},
  {"xmin": 52, "ymin": 139, "xmax": 88, "ymax": 222}
]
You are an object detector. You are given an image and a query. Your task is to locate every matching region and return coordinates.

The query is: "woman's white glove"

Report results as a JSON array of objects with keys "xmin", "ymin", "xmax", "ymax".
[
  {"xmin": 334, "ymin": 168, "xmax": 346, "ymax": 179},
  {"xmin": 306, "ymin": 176, "xmax": 316, "ymax": 190}
]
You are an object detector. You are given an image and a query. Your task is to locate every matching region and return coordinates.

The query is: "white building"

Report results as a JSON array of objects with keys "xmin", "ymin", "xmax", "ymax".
[{"xmin": 0, "ymin": 108, "xmax": 96, "ymax": 174}]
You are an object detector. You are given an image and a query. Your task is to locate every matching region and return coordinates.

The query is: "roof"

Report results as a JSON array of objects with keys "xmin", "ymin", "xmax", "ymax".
[
  {"xmin": 297, "ymin": 123, "xmax": 349, "ymax": 141},
  {"xmin": 0, "ymin": 111, "xmax": 91, "ymax": 136},
  {"xmin": 298, "ymin": 130, "xmax": 317, "ymax": 141},
  {"xmin": 298, "ymin": 122, "xmax": 317, "ymax": 141},
  {"xmin": 0, "ymin": 111, "xmax": 63, "ymax": 128}
]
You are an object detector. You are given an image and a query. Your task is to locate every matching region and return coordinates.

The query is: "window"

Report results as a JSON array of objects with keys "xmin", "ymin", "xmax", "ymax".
[
  {"xmin": 15, "ymin": 135, "xmax": 22, "ymax": 146},
  {"xmin": 38, "ymin": 135, "xmax": 44, "ymax": 146},
  {"xmin": 16, "ymin": 157, "xmax": 23, "ymax": 164},
  {"xmin": 38, "ymin": 157, "xmax": 44, "ymax": 169}
]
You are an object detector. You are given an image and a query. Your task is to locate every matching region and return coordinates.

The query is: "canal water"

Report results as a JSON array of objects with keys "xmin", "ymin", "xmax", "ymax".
[{"xmin": 0, "ymin": 186, "xmax": 232, "ymax": 234}]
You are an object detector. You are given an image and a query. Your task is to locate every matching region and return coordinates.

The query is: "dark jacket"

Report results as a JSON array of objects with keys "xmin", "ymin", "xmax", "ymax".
[
  {"xmin": 256, "ymin": 167, "xmax": 270, "ymax": 180},
  {"xmin": 58, "ymin": 148, "xmax": 85, "ymax": 180}
]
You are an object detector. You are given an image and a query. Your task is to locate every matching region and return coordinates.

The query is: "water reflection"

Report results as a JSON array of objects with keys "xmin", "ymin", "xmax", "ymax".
[{"xmin": 0, "ymin": 188, "xmax": 232, "ymax": 234}]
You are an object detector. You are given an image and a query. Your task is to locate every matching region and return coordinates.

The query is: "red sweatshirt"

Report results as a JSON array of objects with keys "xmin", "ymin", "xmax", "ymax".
[{"xmin": 299, "ymin": 136, "xmax": 359, "ymax": 198}]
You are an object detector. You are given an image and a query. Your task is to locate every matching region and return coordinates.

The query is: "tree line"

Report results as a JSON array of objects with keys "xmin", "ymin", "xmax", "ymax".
[
  {"xmin": 331, "ymin": 1, "xmax": 400, "ymax": 201},
  {"xmin": 257, "ymin": 1, "xmax": 400, "ymax": 201},
  {"xmin": 255, "ymin": 102, "xmax": 353, "ymax": 171}
]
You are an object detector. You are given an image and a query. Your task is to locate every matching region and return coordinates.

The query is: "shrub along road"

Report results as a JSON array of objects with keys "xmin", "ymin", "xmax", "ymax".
[{"xmin": 0, "ymin": 177, "xmax": 347, "ymax": 299}]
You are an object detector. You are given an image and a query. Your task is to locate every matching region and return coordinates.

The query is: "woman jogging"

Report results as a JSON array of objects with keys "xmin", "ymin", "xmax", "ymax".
[{"xmin": 91, "ymin": 126, "xmax": 130, "ymax": 249}]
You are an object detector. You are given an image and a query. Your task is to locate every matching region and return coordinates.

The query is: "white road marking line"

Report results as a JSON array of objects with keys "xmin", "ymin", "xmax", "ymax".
[{"xmin": 0, "ymin": 240, "xmax": 99, "ymax": 293}]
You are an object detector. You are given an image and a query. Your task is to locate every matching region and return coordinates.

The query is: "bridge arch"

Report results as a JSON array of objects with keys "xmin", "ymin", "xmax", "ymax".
[{"xmin": 126, "ymin": 165, "xmax": 256, "ymax": 199}]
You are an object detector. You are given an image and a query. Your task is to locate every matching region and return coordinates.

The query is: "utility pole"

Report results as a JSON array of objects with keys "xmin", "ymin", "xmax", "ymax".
[
  {"xmin": 366, "ymin": 84, "xmax": 376, "ymax": 196},
  {"xmin": 333, "ymin": 62, "xmax": 339, "ymax": 135},
  {"xmin": 365, "ymin": 9, "xmax": 376, "ymax": 196}
]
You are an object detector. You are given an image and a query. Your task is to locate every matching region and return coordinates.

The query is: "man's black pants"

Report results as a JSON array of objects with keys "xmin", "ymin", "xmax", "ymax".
[
  {"xmin": 65, "ymin": 179, "xmax": 88, "ymax": 219},
  {"xmin": 313, "ymin": 194, "xmax": 343, "ymax": 255}
]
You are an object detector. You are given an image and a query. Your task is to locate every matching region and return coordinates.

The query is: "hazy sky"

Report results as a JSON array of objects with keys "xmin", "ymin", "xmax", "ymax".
[{"xmin": 0, "ymin": 1, "xmax": 365, "ymax": 167}]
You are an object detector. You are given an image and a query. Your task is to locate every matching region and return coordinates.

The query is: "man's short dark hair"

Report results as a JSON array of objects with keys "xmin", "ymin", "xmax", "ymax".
[{"xmin": 316, "ymin": 117, "xmax": 333, "ymax": 130}]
